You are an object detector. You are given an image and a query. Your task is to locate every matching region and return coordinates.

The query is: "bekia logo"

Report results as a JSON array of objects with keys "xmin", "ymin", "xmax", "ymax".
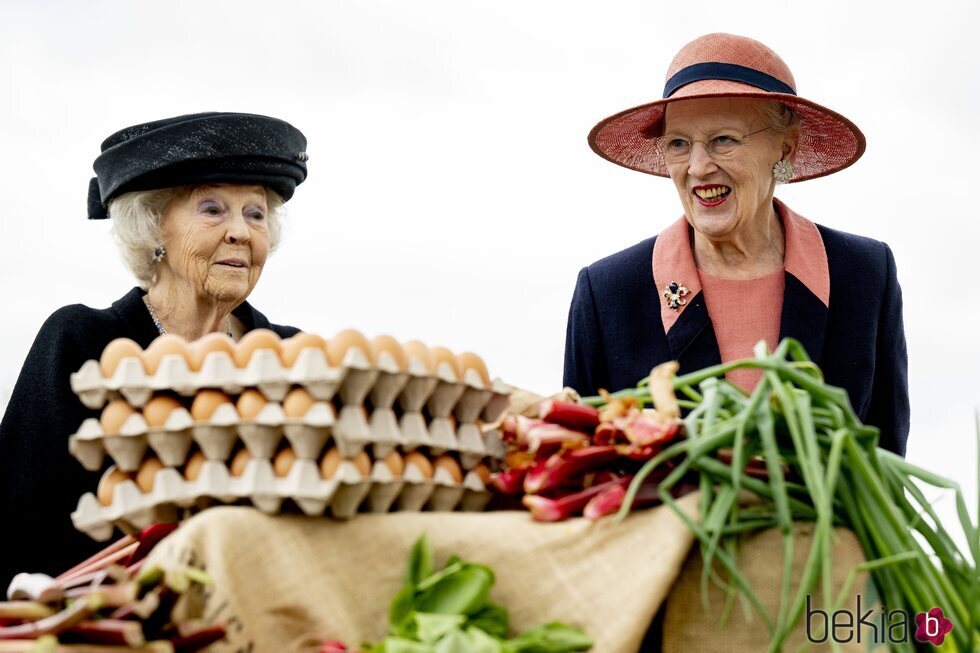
[
  {"xmin": 915, "ymin": 608, "xmax": 953, "ymax": 646},
  {"xmin": 806, "ymin": 595, "xmax": 954, "ymax": 645}
]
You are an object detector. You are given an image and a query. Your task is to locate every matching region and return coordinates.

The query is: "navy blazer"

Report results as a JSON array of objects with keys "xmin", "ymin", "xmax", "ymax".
[
  {"xmin": 563, "ymin": 220, "xmax": 909, "ymax": 457},
  {"xmin": 0, "ymin": 288, "xmax": 299, "ymax": 590}
]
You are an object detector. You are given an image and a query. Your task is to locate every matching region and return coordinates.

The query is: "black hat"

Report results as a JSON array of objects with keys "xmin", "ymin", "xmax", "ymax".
[{"xmin": 88, "ymin": 112, "xmax": 309, "ymax": 219}]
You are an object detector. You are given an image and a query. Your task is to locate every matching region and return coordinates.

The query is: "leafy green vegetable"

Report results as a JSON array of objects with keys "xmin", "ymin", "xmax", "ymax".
[
  {"xmin": 501, "ymin": 623, "xmax": 597, "ymax": 653},
  {"xmin": 468, "ymin": 603, "xmax": 509, "ymax": 639},
  {"xmin": 366, "ymin": 537, "xmax": 591, "ymax": 653}
]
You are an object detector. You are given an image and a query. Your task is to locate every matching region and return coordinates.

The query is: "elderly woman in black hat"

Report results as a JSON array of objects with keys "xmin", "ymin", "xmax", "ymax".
[
  {"xmin": 0, "ymin": 112, "xmax": 308, "ymax": 589},
  {"xmin": 563, "ymin": 33, "xmax": 909, "ymax": 455}
]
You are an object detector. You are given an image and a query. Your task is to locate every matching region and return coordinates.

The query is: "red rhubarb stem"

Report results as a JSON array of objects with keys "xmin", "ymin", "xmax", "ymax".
[
  {"xmin": 523, "ymin": 445, "xmax": 619, "ymax": 494},
  {"xmin": 522, "ymin": 477, "xmax": 631, "ymax": 521},
  {"xmin": 538, "ymin": 399, "xmax": 600, "ymax": 432}
]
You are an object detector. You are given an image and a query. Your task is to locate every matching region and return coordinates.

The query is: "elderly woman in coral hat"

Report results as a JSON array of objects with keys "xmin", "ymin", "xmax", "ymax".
[
  {"xmin": 563, "ymin": 34, "xmax": 908, "ymax": 455},
  {"xmin": 0, "ymin": 112, "xmax": 308, "ymax": 590}
]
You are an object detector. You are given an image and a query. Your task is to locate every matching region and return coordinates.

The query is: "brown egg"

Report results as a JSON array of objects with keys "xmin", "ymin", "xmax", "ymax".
[
  {"xmin": 233, "ymin": 329, "xmax": 282, "ymax": 368},
  {"xmin": 370, "ymin": 335, "xmax": 407, "ymax": 370},
  {"xmin": 143, "ymin": 395, "xmax": 183, "ymax": 428},
  {"xmin": 100, "ymin": 338, "xmax": 145, "ymax": 377},
  {"xmin": 433, "ymin": 455, "xmax": 463, "ymax": 483},
  {"xmin": 135, "ymin": 457, "xmax": 164, "ymax": 493},
  {"xmin": 402, "ymin": 340, "xmax": 434, "ymax": 373},
  {"xmin": 326, "ymin": 329, "xmax": 371, "ymax": 367},
  {"xmin": 319, "ymin": 447, "xmax": 341, "ymax": 479},
  {"xmin": 236, "ymin": 389, "xmax": 268, "ymax": 421},
  {"xmin": 97, "ymin": 467, "xmax": 132, "ymax": 506},
  {"xmin": 282, "ymin": 387, "xmax": 315, "ymax": 418},
  {"xmin": 404, "ymin": 451, "xmax": 434, "ymax": 479},
  {"xmin": 384, "ymin": 451, "xmax": 405, "ymax": 477},
  {"xmin": 457, "ymin": 352, "xmax": 490, "ymax": 386},
  {"xmin": 101, "ymin": 399, "xmax": 136, "ymax": 435},
  {"xmin": 229, "ymin": 449, "xmax": 252, "ymax": 477},
  {"xmin": 273, "ymin": 447, "xmax": 297, "ymax": 478},
  {"xmin": 142, "ymin": 334, "xmax": 189, "ymax": 375},
  {"xmin": 471, "ymin": 463, "xmax": 492, "ymax": 485},
  {"xmin": 280, "ymin": 332, "xmax": 328, "ymax": 367},
  {"xmin": 353, "ymin": 451, "xmax": 372, "ymax": 477},
  {"xmin": 430, "ymin": 346, "xmax": 461, "ymax": 379},
  {"xmin": 187, "ymin": 333, "xmax": 236, "ymax": 372},
  {"xmin": 190, "ymin": 390, "xmax": 233, "ymax": 422},
  {"xmin": 183, "ymin": 451, "xmax": 206, "ymax": 481}
]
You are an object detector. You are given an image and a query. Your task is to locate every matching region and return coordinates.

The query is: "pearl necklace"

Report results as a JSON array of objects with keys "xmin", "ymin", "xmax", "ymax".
[{"xmin": 143, "ymin": 294, "xmax": 233, "ymax": 338}]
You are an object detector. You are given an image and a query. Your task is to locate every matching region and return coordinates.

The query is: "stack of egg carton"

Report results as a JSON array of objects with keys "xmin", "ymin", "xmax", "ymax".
[{"xmin": 68, "ymin": 329, "xmax": 510, "ymax": 541}]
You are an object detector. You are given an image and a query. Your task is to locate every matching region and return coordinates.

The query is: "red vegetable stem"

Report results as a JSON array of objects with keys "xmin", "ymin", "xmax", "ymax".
[
  {"xmin": 56, "ymin": 536, "xmax": 136, "ymax": 582},
  {"xmin": 57, "ymin": 542, "xmax": 140, "ymax": 586},
  {"xmin": 0, "ymin": 593, "xmax": 102, "ymax": 640},
  {"xmin": 523, "ymin": 445, "xmax": 619, "ymax": 494},
  {"xmin": 538, "ymin": 400, "xmax": 600, "ymax": 432},
  {"xmin": 63, "ymin": 619, "xmax": 145, "ymax": 646},
  {"xmin": 490, "ymin": 468, "xmax": 528, "ymax": 495},
  {"xmin": 584, "ymin": 470, "xmax": 691, "ymax": 520},
  {"xmin": 522, "ymin": 477, "xmax": 632, "ymax": 521}
]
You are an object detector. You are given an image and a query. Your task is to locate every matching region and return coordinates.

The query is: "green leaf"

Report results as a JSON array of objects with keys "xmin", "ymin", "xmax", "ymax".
[
  {"xmin": 411, "ymin": 612, "xmax": 467, "ymax": 644},
  {"xmin": 390, "ymin": 585, "xmax": 417, "ymax": 634},
  {"xmin": 464, "ymin": 627, "xmax": 506, "ymax": 653},
  {"xmin": 468, "ymin": 602, "xmax": 510, "ymax": 639},
  {"xmin": 416, "ymin": 564, "xmax": 495, "ymax": 616},
  {"xmin": 406, "ymin": 535, "xmax": 436, "ymax": 587},
  {"xmin": 375, "ymin": 637, "xmax": 436, "ymax": 653},
  {"xmin": 503, "ymin": 622, "xmax": 593, "ymax": 653},
  {"xmin": 432, "ymin": 629, "xmax": 470, "ymax": 653}
]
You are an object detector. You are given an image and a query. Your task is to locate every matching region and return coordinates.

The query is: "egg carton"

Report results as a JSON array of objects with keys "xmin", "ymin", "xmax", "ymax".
[
  {"xmin": 70, "ymin": 402, "xmax": 506, "ymax": 473},
  {"xmin": 71, "ymin": 460, "xmax": 492, "ymax": 542},
  {"xmin": 70, "ymin": 347, "xmax": 511, "ymax": 427}
]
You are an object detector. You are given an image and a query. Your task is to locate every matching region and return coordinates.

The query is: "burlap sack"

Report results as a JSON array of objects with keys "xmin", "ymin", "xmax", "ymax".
[
  {"xmin": 663, "ymin": 523, "xmax": 884, "ymax": 653},
  {"xmin": 147, "ymin": 493, "xmax": 700, "ymax": 653}
]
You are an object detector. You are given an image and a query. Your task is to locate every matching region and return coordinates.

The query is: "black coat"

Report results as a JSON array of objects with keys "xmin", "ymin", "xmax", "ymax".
[
  {"xmin": 0, "ymin": 288, "xmax": 299, "ymax": 590},
  {"xmin": 563, "ymin": 220, "xmax": 909, "ymax": 457}
]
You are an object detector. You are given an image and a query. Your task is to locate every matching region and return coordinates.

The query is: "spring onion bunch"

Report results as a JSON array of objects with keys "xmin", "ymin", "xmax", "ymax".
[{"xmin": 584, "ymin": 339, "xmax": 979, "ymax": 652}]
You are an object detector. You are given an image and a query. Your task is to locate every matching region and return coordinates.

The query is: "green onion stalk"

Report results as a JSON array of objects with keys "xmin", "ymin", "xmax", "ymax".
[{"xmin": 582, "ymin": 339, "xmax": 979, "ymax": 653}]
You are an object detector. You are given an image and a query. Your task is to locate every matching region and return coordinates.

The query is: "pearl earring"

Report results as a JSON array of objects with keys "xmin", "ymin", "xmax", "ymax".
[
  {"xmin": 153, "ymin": 246, "xmax": 166, "ymax": 262},
  {"xmin": 773, "ymin": 160, "xmax": 794, "ymax": 184}
]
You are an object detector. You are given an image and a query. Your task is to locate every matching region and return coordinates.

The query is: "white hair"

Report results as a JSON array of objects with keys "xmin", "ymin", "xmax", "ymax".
[
  {"xmin": 762, "ymin": 101, "xmax": 800, "ymax": 136},
  {"xmin": 108, "ymin": 186, "xmax": 285, "ymax": 288}
]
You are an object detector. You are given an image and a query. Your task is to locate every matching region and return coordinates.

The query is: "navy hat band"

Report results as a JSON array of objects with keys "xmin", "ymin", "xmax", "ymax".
[{"xmin": 663, "ymin": 62, "xmax": 797, "ymax": 98}]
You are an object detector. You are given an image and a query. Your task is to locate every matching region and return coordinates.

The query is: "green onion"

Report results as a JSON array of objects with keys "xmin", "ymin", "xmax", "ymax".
[{"xmin": 591, "ymin": 339, "xmax": 979, "ymax": 651}]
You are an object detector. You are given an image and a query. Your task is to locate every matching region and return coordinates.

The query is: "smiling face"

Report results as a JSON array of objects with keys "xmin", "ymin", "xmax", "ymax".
[
  {"xmin": 663, "ymin": 97, "xmax": 794, "ymax": 244},
  {"xmin": 158, "ymin": 184, "xmax": 270, "ymax": 305}
]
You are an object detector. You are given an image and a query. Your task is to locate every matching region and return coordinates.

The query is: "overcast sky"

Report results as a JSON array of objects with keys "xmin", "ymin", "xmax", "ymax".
[{"xmin": 1, "ymin": 1, "xmax": 976, "ymax": 539}]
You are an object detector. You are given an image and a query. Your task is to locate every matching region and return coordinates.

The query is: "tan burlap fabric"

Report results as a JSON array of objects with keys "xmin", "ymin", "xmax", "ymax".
[
  {"xmin": 663, "ymin": 524, "xmax": 882, "ymax": 653},
  {"xmin": 148, "ymin": 493, "xmax": 700, "ymax": 653},
  {"xmin": 147, "ymin": 498, "xmax": 878, "ymax": 652}
]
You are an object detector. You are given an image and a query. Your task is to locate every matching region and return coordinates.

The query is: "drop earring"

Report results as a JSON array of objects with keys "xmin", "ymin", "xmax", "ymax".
[{"xmin": 772, "ymin": 160, "xmax": 794, "ymax": 184}]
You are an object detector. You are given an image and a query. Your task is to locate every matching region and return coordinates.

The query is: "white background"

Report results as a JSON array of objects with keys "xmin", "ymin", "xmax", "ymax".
[{"xmin": 0, "ymin": 1, "xmax": 976, "ymax": 548}]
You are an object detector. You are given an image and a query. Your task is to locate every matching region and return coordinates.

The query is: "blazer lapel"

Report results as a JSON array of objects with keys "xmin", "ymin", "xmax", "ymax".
[
  {"xmin": 665, "ymin": 291, "xmax": 723, "ymax": 373},
  {"xmin": 779, "ymin": 274, "xmax": 828, "ymax": 362},
  {"xmin": 775, "ymin": 199, "xmax": 830, "ymax": 363}
]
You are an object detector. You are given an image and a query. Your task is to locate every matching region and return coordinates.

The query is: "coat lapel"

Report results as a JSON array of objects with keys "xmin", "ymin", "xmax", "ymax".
[
  {"xmin": 652, "ymin": 217, "xmax": 722, "ymax": 371},
  {"xmin": 776, "ymin": 199, "xmax": 830, "ymax": 363},
  {"xmin": 779, "ymin": 273, "xmax": 828, "ymax": 362},
  {"xmin": 664, "ymin": 291, "xmax": 723, "ymax": 372}
]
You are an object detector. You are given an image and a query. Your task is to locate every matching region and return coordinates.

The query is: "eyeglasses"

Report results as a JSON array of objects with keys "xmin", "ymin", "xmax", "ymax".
[{"xmin": 660, "ymin": 127, "xmax": 771, "ymax": 163}]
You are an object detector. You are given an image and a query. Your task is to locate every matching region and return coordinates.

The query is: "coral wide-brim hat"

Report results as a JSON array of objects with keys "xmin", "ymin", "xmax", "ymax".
[{"xmin": 588, "ymin": 33, "xmax": 866, "ymax": 182}]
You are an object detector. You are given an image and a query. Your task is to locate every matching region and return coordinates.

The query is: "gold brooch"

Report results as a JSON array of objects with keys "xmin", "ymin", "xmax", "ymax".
[{"xmin": 662, "ymin": 281, "xmax": 690, "ymax": 310}]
